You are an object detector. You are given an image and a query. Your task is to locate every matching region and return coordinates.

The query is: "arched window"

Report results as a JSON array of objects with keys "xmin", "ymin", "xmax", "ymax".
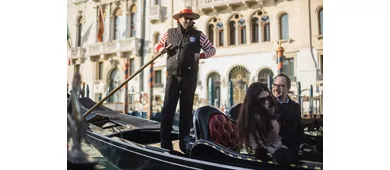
[
  {"xmin": 229, "ymin": 66, "xmax": 250, "ymax": 105},
  {"xmin": 207, "ymin": 72, "xmax": 221, "ymax": 107},
  {"xmin": 129, "ymin": 5, "xmax": 137, "ymax": 37},
  {"xmin": 251, "ymin": 18, "xmax": 259, "ymax": 42},
  {"xmin": 257, "ymin": 68, "xmax": 274, "ymax": 87},
  {"xmin": 228, "ymin": 14, "xmax": 246, "ymax": 46},
  {"xmin": 251, "ymin": 10, "xmax": 270, "ymax": 43},
  {"xmin": 279, "ymin": 13, "xmax": 289, "ymax": 40},
  {"xmin": 318, "ymin": 7, "xmax": 323, "ymax": 35},
  {"xmin": 108, "ymin": 68, "xmax": 123, "ymax": 103},
  {"xmin": 113, "ymin": 8, "xmax": 122, "ymax": 40},
  {"xmin": 207, "ymin": 17, "xmax": 224, "ymax": 47},
  {"xmin": 77, "ymin": 16, "xmax": 83, "ymax": 47},
  {"xmin": 217, "ymin": 22, "xmax": 224, "ymax": 46},
  {"xmin": 239, "ymin": 19, "xmax": 246, "ymax": 44},
  {"xmin": 262, "ymin": 16, "xmax": 270, "ymax": 42},
  {"xmin": 229, "ymin": 21, "xmax": 236, "ymax": 45},
  {"xmin": 208, "ymin": 24, "xmax": 214, "ymax": 45}
]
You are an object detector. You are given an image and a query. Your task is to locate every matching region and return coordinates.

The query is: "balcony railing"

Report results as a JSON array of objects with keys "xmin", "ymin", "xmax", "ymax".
[
  {"xmin": 71, "ymin": 47, "xmax": 87, "ymax": 59},
  {"xmin": 88, "ymin": 37, "xmax": 141, "ymax": 56},
  {"xmin": 198, "ymin": 0, "xmax": 258, "ymax": 9},
  {"xmin": 149, "ymin": 5, "xmax": 162, "ymax": 21},
  {"xmin": 73, "ymin": 0, "xmax": 88, "ymax": 5},
  {"xmin": 99, "ymin": 0, "xmax": 120, "ymax": 5},
  {"xmin": 317, "ymin": 74, "xmax": 323, "ymax": 88},
  {"xmin": 88, "ymin": 43, "xmax": 102, "ymax": 56}
]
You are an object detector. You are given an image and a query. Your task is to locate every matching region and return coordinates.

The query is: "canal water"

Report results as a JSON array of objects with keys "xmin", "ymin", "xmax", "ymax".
[{"xmin": 80, "ymin": 142, "xmax": 120, "ymax": 170}]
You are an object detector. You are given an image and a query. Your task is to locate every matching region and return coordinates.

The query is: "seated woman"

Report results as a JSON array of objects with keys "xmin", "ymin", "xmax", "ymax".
[{"xmin": 235, "ymin": 82, "xmax": 286, "ymax": 160}]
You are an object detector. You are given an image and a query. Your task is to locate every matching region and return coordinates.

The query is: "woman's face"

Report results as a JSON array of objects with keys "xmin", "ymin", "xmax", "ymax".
[{"xmin": 258, "ymin": 91, "xmax": 270, "ymax": 110}]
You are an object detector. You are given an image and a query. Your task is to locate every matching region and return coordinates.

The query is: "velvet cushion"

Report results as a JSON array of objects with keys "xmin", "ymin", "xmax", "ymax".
[{"xmin": 208, "ymin": 114, "xmax": 239, "ymax": 150}]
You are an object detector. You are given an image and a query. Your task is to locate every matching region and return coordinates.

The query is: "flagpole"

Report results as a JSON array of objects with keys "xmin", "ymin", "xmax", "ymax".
[
  {"xmin": 97, "ymin": 4, "xmax": 104, "ymax": 43},
  {"xmin": 68, "ymin": 39, "xmax": 72, "ymax": 49}
]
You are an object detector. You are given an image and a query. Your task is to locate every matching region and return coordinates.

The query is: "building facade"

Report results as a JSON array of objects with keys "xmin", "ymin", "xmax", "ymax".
[
  {"xmin": 67, "ymin": 0, "xmax": 323, "ymax": 114},
  {"xmin": 67, "ymin": 0, "xmax": 154, "ymax": 111}
]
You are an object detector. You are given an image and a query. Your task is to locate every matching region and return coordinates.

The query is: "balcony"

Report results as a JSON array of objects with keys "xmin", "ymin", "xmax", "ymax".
[
  {"xmin": 72, "ymin": 0, "xmax": 88, "ymax": 5},
  {"xmin": 70, "ymin": 47, "xmax": 87, "ymax": 62},
  {"xmin": 149, "ymin": 5, "xmax": 162, "ymax": 21},
  {"xmin": 198, "ymin": 0, "xmax": 260, "ymax": 11},
  {"xmin": 87, "ymin": 37, "xmax": 141, "ymax": 57},
  {"xmin": 317, "ymin": 74, "xmax": 323, "ymax": 88}
]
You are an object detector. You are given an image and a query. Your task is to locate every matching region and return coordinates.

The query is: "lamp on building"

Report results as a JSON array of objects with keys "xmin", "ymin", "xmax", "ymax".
[
  {"xmin": 221, "ymin": 78, "xmax": 226, "ymax": 87},
  {"xmin": 108, "ymin": 57, "xmax": 114, "ymax": 64},
  {"xmin": 237, "ymin": 78, "xmax": 246, "ymax": 90}
]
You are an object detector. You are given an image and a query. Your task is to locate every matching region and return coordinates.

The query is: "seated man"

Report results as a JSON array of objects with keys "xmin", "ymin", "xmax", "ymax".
[{"xmin": 272, "ymin": 73, "xmax": 306, "ymax": 162}]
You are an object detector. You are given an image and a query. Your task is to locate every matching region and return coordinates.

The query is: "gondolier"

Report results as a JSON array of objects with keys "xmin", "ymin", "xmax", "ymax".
[{"xmin": 154, "ymin": 6, "xmax": 216, "ymax": 153}]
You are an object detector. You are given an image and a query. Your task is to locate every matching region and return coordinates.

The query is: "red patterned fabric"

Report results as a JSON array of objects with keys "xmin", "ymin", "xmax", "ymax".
[{"xmin": 208, "ymin": 114, "xmax": 239, "ymax": 150}]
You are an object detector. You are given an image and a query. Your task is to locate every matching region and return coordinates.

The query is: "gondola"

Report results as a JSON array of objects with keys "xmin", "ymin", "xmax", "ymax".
[
  {"xmin": 75, "ymin": 96, "xmax": 323, "ymax": 170},
  {"xmin": 68, "ymin": 48, "xmax": 322, "ymax": 170}
]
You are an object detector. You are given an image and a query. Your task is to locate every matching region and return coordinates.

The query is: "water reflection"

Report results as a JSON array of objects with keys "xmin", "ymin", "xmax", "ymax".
[{"xmin": 80, "ymin": 142, "xmax": 120, "ymax": 170}]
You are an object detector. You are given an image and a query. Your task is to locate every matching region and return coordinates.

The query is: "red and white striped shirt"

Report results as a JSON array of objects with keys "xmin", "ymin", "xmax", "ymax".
[{"xmin": 154, "ymin": 31, "xmax": 216, "ymax": 59}]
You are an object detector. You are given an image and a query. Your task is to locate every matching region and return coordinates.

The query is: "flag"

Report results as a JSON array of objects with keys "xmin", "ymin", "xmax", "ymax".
[
  {"xmin": 97, "ymin": 6, "xmax": 104, "ymax": 42},
  {"xmin": 67, "ymin": 24, "xmax": 72, "ymax": 66},
  {"xmin": 67, "ymin": 24, "xmax": 72, "ymax": 49}
]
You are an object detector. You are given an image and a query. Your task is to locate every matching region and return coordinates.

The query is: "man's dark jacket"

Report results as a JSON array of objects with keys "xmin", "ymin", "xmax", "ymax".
[{"xmin": 276, "ymin": 97, "xmax": 306, "ymax": 150}]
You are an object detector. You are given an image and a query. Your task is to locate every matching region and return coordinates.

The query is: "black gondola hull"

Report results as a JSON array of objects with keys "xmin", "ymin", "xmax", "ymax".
[
  {"xmin": 86, "ymin": 131, "xmax": 253, "ymax": 170},
  {"xmin": 74, "ymin": 97, "xmax": 322, "ymax": 170}
]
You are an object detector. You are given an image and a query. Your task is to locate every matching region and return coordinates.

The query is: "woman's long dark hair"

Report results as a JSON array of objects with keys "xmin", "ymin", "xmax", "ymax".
[{"xmin": 235, "ymin": 82, "xmax": 279, "ymax": 150}]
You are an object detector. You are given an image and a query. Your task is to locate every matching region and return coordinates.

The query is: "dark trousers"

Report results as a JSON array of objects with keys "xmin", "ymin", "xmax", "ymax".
[{"xmin": 160, "ymin": 73, "xmax": 197, "ymax": 152}]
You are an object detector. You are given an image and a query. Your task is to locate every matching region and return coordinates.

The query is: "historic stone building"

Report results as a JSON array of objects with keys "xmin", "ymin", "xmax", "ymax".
[{"xmin": 67, "ymin": 0, "xmax": 323, "ymax": 114}]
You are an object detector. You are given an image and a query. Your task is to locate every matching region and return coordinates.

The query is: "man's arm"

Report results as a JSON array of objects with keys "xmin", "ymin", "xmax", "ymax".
[
  {"xmin": 199, "ymin": 32, "xmax": 216, "ymax": 59},
  {"xmin": 154, "ymin": 31, "xmax": 168, "ymax": 53}
]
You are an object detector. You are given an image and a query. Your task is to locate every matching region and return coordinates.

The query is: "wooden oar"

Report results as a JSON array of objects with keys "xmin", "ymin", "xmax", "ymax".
[{"xmin": 83, "ymin": 44, "xmax": 172, "ymax": 118}]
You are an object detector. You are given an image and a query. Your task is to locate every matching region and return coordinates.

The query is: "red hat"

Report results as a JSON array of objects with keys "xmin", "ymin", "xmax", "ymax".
[{"xmin": 173, "ymin": 7, "xmax": 200, "ymax": 20}]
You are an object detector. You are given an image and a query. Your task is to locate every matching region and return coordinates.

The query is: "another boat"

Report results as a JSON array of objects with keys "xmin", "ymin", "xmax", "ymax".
[{"xmin": 73, "ymin": 96, "xmax": 323, "ymax": 170}]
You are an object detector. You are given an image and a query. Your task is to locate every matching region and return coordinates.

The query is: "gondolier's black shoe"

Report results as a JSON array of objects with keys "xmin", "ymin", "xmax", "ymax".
[
  {"xmin": 185, "ymin": 136, "xmax": 195, "ymax": 152},
  {"xmin": 179, "ymin": 136, "xmax": 193, "ymax": 154},
  {"xmin": 161, "ymin": 141, "xmax": 173, "ymax": 150}
]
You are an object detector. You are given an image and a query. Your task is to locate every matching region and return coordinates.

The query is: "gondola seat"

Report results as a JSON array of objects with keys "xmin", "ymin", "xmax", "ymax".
[
  {"xmin": 193, "ymin": 106, "xmax": 239, "ymax": 150},
  {"xmin": 226, "ymin": 103, "xmax": 242, "ymax": 123},
  {"xmin": 192, "ymin": 108, "xmax": 324, "ymax": 169},
  {"xmin": 190, "ymin": 140, "xmax": 323, "ymax": 170}
]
